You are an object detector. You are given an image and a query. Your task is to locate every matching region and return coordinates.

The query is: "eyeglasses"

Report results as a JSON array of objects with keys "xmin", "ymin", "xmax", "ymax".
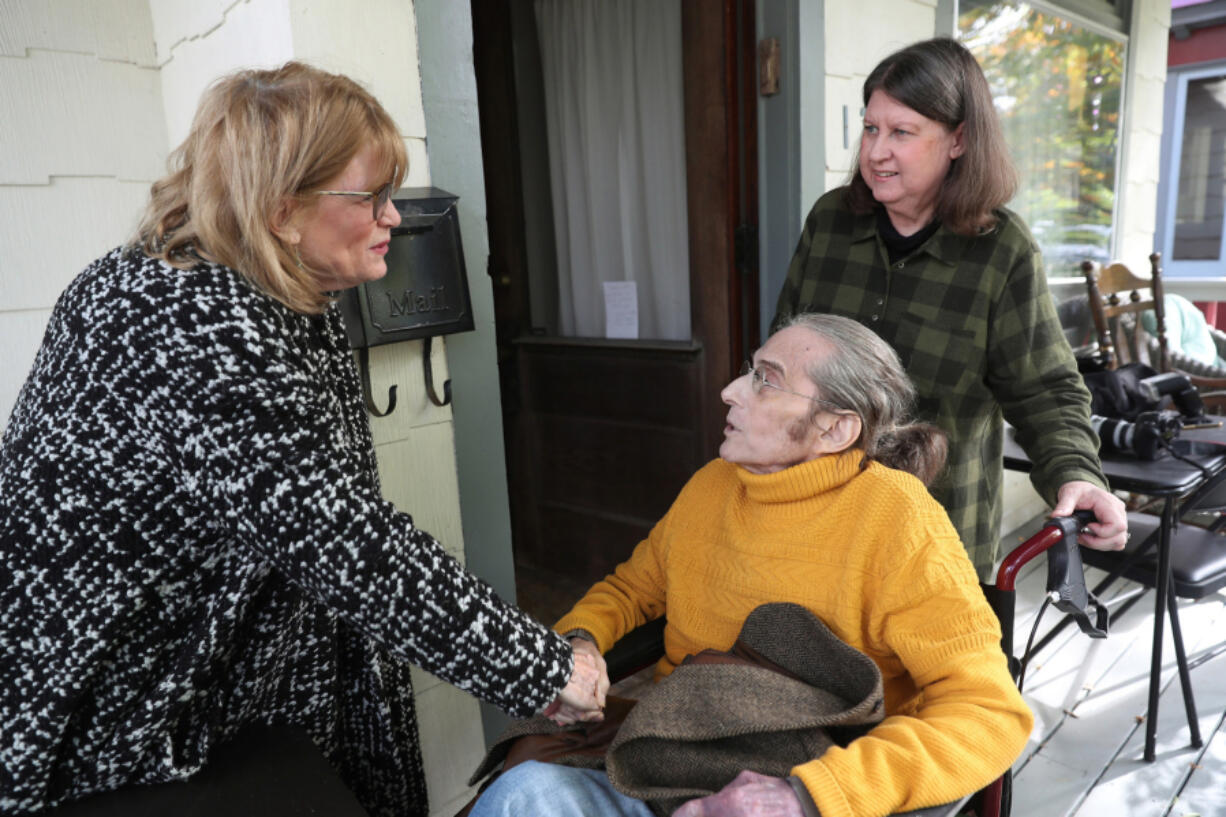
[
  {"xmin": 313, "ymin": 179, "xmax": 396, "ymax": 221},
  {"xmin": 740, "ymin": 361, "xmax": 846, "ymax": 412}
]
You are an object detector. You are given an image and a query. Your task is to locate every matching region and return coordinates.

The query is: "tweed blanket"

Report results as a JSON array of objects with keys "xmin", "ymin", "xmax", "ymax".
[{"xmin": 466, "ymin": 602, "xmax": 884, "ymax": 816}]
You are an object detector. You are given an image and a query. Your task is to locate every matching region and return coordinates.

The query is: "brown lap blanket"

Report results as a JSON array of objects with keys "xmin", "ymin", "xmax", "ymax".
[{"xmin": 466, "ymin": 602, "xmax": 885, "ymax": 816}]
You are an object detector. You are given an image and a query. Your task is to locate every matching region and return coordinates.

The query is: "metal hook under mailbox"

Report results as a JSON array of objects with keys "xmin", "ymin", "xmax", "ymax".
[
  {"xmin": 358, "ymin": 346, "xmax": 397, "ymax": 417},
  {"xmin": 423, "ymin": 336, "xmax": 451, "ymax": 407},
  {"xmin": 354, "ymin": 339, "xmax": 450, "ymax": 415}
]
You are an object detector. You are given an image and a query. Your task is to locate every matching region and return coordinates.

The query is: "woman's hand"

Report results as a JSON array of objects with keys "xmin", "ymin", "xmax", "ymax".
[
  {"xmin": 569, "ymin": 635, "xmax": 609, "ymax": 703},
  {"xmin": 671, "ymin": 770, "xmax": 804, "ymax": 817},
  {"xmin": 1052, "ymin": 480, "xmax": 1128, "ymax": 550},
  {"xmin": 541, "ymin": 637, "xmax": 609, "ymax": 725}
]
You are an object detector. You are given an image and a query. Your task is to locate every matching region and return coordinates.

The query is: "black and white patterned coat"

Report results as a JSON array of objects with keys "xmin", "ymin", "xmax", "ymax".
[{"xmin": 0, "ymin": 247, "xmax": 572, "ymax": 816}]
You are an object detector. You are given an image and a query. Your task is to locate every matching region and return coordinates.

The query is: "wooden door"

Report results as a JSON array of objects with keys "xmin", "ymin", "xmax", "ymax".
[{"xmin": 472, "ymin": 0, "xmax": 758, "ymax": 623}]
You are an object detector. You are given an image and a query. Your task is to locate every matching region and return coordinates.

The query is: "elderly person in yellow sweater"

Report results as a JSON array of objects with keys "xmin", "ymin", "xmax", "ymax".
[{"xmin": 471, "ymin": 313, "xmax": 1033, "ymax": 817}]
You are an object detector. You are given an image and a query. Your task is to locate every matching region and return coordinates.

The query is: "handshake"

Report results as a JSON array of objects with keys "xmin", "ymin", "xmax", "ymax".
[{"xmin": 541, "ymin": 635, "xmax": 610, "ymax": 725}]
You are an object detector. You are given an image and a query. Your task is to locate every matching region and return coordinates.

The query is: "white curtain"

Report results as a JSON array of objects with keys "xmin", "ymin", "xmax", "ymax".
[{"xmin": 535, "ymin": 0, "xmax": 691, "ymax": 341}]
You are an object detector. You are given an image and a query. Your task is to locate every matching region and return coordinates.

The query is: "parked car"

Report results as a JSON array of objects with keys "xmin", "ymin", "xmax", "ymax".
[{"xmin": 1032, "ymin": 221, "xmax": 1112, "ymax": 276}]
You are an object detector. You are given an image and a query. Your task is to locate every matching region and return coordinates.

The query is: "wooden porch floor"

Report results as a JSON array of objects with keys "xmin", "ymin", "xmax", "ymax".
[{"xmin": 1004, "ymin": 517, "xmax": 1226, "ymax": 817}]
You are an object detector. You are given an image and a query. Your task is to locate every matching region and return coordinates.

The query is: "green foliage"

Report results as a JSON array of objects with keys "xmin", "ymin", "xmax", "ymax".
[{"xmin": 961, "ymin": 2, "xmax": 1123, "ymax": 269}]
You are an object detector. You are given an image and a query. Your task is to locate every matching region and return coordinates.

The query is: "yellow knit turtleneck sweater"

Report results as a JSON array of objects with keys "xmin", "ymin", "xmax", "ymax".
[{"xmin": 555, "ymin": 450, "xmax": 1033, "ymax": 817}]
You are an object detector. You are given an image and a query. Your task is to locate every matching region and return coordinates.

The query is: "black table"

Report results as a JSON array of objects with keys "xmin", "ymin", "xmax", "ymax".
[{"xmin": 1002, "ymin": 425, "xmax": 1226, "ymax": 761}]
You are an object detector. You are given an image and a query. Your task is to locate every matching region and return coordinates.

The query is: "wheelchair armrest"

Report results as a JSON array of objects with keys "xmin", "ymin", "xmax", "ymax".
[{"xmin": 604, "ymin": 618, "xmax": 666, "ymax": 682}]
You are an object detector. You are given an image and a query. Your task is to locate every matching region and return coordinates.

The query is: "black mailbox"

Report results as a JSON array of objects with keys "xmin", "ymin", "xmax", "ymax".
[
  {"xmin": 339, "ymin": 187, "xmax": 474, "ymax": 348},
  {"xmin": 338, "ymin": 187, "xmax": 473, "ymax": 415}
]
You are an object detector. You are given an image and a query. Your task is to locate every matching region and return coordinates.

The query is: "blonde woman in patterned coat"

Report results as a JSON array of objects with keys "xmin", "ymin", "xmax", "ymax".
[{"xmin": 0, "ymin": 62, "xmax": 604, "ymax": 817}]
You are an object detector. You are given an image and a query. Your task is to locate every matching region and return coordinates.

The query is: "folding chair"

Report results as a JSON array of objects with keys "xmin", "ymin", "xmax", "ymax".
[{"xmin": 1074, "ymin": 463, "xmax": 1226, "ymax": 757}]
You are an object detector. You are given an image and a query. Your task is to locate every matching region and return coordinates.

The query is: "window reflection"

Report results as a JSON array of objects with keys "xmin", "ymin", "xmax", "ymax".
[
  {"xmin": 1173, "ymin": 74, "xmax": 1226, "ymax": 261},
  {"xmin": 960, "ymin": 2, "xmax": 1124, "ymax": 276}
]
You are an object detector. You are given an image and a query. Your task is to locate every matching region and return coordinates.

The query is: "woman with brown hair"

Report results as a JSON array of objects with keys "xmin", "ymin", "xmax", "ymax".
[
  {"xmin": 0, "ymin": 62, "xmax": 603, "ymax": 817},
  {"xmin": 774, "ymin": 37, "xmax": 1127, "ymax": 580}
]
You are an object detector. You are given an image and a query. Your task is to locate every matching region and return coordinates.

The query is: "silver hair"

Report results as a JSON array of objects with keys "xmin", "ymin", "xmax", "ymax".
[{"xmin": 782, "ymin": 313, "xmax": 947, "ymax": 484}]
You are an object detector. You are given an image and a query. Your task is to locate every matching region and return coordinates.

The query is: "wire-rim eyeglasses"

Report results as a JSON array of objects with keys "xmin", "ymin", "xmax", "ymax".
[
  {"xmin": 739, "ymin": 361, "xmax": 848, "ymax": 413},
  {"xmin": 312, "ymin": 179, "xmax": 397, "ymax": 222}
]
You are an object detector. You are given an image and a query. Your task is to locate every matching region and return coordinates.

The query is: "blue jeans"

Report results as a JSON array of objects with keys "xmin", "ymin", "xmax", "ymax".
[{"xmin": 469, "ymin": 760, "xmax": 656, "ymax": 817}]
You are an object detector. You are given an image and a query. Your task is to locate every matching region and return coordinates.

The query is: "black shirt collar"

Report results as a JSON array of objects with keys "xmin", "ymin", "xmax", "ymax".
[{"xmin": 876, "ymin": 207, "xmax": 941, "ymax": 264}]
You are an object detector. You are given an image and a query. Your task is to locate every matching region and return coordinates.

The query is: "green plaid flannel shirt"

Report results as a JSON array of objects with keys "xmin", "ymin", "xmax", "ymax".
[{"xmin": 773, "ymin": 189, "xmax": 1107, "ymax": 577}]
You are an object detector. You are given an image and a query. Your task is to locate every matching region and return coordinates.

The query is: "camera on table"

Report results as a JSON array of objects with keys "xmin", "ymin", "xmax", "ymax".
[
  {"xmin": 1087, "ymin": 370, "xmax": 1217, "ymax": 459},
  {"xmin": 1138, "ymin": 371, "xmax": 1206, "ymax": 421},
  {"xmin": 1091, "ymin": 410, "xmax": 1183, "ymax": 460}
]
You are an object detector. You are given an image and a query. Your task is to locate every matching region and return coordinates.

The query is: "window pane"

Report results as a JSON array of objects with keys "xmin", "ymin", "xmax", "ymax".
[
  {"xmin": 1173, "ymin": 74, "xmax": 1226, "ymax": 261},
  {"xmin": 960, "ymin": 2, "xmax": 1123, "ymax": 276}
]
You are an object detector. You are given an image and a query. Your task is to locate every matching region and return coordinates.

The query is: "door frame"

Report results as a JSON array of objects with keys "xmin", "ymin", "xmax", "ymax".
[{"xmin": 685, "ymin": 0, "xmax": 759, "ymax": 452}]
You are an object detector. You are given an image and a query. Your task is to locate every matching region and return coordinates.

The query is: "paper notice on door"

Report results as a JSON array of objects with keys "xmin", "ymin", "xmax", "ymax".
[{"xmin": 603, "ymin": 281, "xmax": 638, "ymax": 339}]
